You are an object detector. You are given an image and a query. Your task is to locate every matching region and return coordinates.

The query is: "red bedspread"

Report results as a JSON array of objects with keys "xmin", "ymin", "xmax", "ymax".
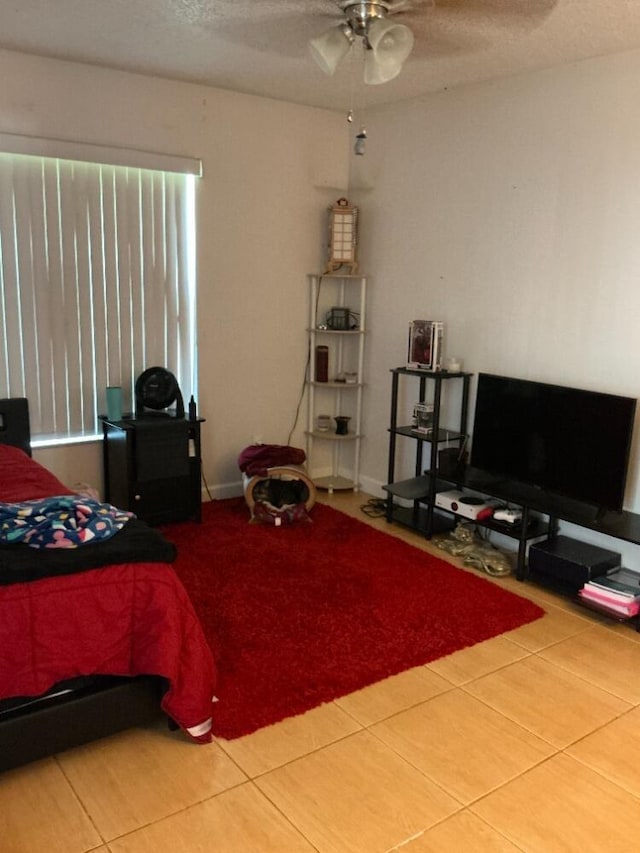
[{"xmin": 0, "ymin": 444, "xmax": 217, "ymax": 742}]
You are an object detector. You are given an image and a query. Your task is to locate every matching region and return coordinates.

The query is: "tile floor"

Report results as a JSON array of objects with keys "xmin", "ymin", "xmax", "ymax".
[{"xmin": 4, "ymin": 491, "xmax": 640, "ymax": 852}]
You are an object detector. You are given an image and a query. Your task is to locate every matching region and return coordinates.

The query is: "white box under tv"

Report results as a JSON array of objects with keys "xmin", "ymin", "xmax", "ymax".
[
  {"xmin": 435, "ymin": 490, "xmax": 464, "ymax": 512},
  {"xmin": 435, "ymin": 489, "xmax": 501, "ymax": 520}
]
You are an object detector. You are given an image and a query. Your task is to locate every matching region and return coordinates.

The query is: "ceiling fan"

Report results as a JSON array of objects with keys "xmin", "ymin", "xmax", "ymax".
[
  {"xmin": 310, "ymin": 1, "xmax": 424, "ymax": 84},
  {"xmin": 308, "ymin": 0, "xmax": 558, "ymax": 84},
  {"xmin": 170, "ymin": 1, "xmax": 559, "ymax": 91}
]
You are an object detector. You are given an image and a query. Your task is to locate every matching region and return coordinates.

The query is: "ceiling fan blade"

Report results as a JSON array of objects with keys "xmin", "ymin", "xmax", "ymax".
[
  {"xmin": 168, "ymin": 1, "xmax": 346, "ymax": 57},
  {"xmin": 385, "ymin": 0, "xmax": 436, "ymax": 13},
  {"xmin": 403, "ymin": 0, "xmax": 559, "ymax": 60},
  {"xmin": 169, "ymin": 0, "xmax": 335, "ymax": 23},
  {"xmin": 430, "ymin": 0, "xmax": 559, "ymax": 30},
  {"xmin": 409, "ymin": 27, "xmax": 490, "ymax": 58},
  {"xmin": 166, "ymin": 0, "xmax": 559, "ymax": 64}
]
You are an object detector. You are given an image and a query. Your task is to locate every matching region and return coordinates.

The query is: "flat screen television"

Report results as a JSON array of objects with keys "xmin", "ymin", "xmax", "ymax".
[{"xmin": 470, "ymin": 373, "xmax": 637, "ymax": 513}]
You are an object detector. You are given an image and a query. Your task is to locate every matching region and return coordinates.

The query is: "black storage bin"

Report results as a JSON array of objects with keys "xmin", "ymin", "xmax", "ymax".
[{"xmin": 529, "ymin": 535, "xmax": 621, "ymax": 589}]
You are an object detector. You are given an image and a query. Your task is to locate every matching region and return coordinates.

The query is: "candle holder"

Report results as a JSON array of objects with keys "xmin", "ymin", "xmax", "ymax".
[{"xmin": 334, "ymin": 416, "xmax": 351, "ymax": 435}]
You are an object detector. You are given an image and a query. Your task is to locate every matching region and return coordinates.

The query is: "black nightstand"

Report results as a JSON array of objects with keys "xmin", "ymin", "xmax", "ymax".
[{"xmin": 102, "ymin": 415, "xmax": 204, "ymax": 525}]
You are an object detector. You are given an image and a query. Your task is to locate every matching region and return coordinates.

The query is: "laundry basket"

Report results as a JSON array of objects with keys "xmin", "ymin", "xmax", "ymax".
[{"xmin": 238, "ymin": 445, "xmax": 316, "ymax": 524}]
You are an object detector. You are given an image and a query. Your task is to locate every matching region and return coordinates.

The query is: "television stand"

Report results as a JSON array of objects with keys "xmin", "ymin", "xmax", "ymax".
[
  {"xmin": 388, "ymin": 459, "xmax": 640, "ymax": 584},
  {"xmin": 383, "ymin": 368, "xmax": 640, "ymax": 590},
  {"xmin": 444, "ymin": 467, "xmax": 640, "ymax": 575},
  {"xmin": 433, "ymin": 471, "xmax": 556, "ymax": 578},
  {"xmin": 593, "ymin": 507, "xmax": 611, "ymax": 525}
]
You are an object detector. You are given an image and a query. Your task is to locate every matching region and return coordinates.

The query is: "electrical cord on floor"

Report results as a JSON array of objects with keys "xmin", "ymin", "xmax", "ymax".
[
  {"xmin": 360, "ymin": 498, "xmax": 387, "ymax": 518},
  {"xmin": 200, "ymin": 463, "xmax": 214, "ymax": 503},
  {"xmin": 287, "ymin": 345, "xmax": 310, "ymax": 446}
]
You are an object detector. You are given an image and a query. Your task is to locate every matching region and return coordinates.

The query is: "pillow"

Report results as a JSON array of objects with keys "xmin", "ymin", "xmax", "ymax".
[{"xmin": 0, "ymin": 444, "xmax": 73, "ymax": 503}]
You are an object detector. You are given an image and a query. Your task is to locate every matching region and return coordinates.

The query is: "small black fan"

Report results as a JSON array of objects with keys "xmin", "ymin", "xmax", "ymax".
[{"xmin": 135, "ymin": 367, "xmax": 184, "ymax": 418}]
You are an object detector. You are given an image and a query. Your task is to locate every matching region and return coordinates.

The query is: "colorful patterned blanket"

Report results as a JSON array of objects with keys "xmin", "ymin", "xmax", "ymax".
[{"xmin": 0, "ymin": 496, "xmax": 134, "ymax": 549}]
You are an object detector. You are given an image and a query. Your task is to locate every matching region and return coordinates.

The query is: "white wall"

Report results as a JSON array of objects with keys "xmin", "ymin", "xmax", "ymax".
[
  {"xmin": 0, "ymin": 48, "xmax": 349, "ymax": 495},
  {"xmin": 351, "ymin": 48, "xmax": 640, "ymax": 560},
  {"xmin": 5, "ymin": 44, "xmax": 640, "ymax": 563}
]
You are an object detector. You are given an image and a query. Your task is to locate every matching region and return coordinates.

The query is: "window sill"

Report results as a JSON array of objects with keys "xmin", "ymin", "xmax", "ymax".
[{"xmin": 31, "ymin": 433, "xmax": 102, "ymax": 450}]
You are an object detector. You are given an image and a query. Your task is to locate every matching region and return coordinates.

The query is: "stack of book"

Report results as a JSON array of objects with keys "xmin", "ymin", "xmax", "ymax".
[{"xmin": 579, "ymin": 568, "xmax": 640, "ymax": 617}]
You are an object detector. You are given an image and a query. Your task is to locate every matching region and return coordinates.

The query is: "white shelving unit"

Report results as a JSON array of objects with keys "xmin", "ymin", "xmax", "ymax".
[{"xmin": 306, "ymin": 273, "xmax": 367, "ymax": 492}]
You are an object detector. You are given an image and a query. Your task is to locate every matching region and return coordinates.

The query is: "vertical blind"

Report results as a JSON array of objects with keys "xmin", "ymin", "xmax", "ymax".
[{"xmin": 0, "ymin": 152, "xmax": 197, "ymax": 441}]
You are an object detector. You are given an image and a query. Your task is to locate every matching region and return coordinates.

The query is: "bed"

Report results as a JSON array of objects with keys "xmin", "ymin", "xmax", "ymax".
[{"xmin": 0, "ymin": 397, "xmax": 217, "ymax": 772}]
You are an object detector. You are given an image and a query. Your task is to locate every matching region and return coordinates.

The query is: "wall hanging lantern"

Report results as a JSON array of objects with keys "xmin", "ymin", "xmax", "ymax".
[{"xmin": 325, "ymin": 197, "xmax": 359, "ymax": 274}]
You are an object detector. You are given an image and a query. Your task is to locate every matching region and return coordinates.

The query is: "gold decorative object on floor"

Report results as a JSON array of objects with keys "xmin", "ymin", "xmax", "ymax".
[{"xmin": 433, "ymin": 522, "xmax": 512, "ymax": 577}]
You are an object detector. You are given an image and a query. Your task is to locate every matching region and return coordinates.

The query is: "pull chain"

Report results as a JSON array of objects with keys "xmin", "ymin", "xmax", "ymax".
[
  {"xmin": 346, "ymin": 41, "xmax": 356, "ymax": 124},
  {"xmin": 346, "ymin": 41, "xmax": 367, "ymax": 155}
]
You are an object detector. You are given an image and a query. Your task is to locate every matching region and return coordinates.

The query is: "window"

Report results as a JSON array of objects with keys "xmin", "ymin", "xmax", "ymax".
[{"xmin": 0, "ymin": 139, "xmax": 199, "ymax": 444}]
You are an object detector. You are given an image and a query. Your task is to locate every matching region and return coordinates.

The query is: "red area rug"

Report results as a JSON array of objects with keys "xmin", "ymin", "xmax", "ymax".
[{"xmin": 163, "ymin": 499, "xmax": 543, "ymax": 739}]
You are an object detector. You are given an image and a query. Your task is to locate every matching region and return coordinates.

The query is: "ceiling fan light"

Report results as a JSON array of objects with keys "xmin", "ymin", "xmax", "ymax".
[
  {"xmin": 309, "ymin": 25, "xmax": 354, "ymax": 76},
  {"xmin": 366, "ymin": 18, "xmax": 414, "ymax": 66},
  {"xmin": 363, "ymin": 51, "xmax": 402, "ymax": 84}
]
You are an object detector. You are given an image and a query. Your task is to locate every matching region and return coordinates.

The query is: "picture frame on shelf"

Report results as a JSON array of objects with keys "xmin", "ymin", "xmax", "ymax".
[{"xmin": 407, "ymin": 320, "xmax": 444, "ymax": 371}]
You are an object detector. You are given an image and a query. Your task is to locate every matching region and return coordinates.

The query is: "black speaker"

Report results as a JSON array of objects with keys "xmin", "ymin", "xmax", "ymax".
[{"xmin": 529, "ymin": 535, "xmax": 621, "ymax": 589}]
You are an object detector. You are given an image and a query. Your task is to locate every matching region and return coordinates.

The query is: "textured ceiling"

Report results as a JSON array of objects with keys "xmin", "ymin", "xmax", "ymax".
[{"xmin": 2, "ymin": 0, "xmax": 640, "ymax": 111}]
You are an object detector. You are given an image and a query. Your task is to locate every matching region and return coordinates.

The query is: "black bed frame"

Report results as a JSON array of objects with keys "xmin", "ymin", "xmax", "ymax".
[{"xmin": 0, "ymin": 398, "xmax": 165, "ymax": 773}]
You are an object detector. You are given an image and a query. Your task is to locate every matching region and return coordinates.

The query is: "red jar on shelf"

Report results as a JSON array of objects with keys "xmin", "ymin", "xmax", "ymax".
[{"xmin": 315, "ymin": 346, "xmax": 329, "ymax": 382}]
